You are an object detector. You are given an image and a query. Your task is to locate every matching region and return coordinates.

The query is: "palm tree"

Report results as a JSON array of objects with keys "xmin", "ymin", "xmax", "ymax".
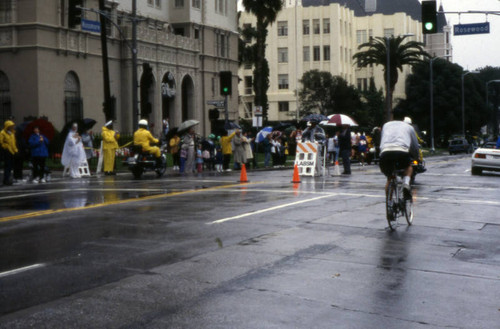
[
  {"xmin": 353, "ymin": 35, "xmax": 429, "ymax": 121},
  {"xmin": 242, "ymin": 0, "xmax": 283, "ymax": 123}
]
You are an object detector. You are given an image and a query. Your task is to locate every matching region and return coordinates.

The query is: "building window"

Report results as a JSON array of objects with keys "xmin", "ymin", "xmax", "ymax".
[
  {"xmin": 303, "ymin": 20, "xmax": 310, "ymax": 35},
  {"xmin": 345, "ymin": 48, "xmax": 348, "ymax": 62},
  {"xmin": 357, "ymin": 78, "xmax": 368, "ymax": 91},
  {"xmin": 194, "ymin": 28, "xmax": 200, "ymax": 39},
  {"xmin": 244, "ymin": 76, "xmax": 253, "ymax": 95},
  {"xmin": 313, "ymin": 19, "xmax": 320, "ymax": 34},
  {"xmin": 64, "ymin": 71, "xmax": 83, "ymax": 124},
  {"xmin": 356, "ymin": 30, "xmax": 367, "ymax": 44},
  {"xmin": 323, "ymin": 45, "xmax": 330, "ymax": 61},
  {"xmin": 278, "ymin": 21, "xmax": 288, "ymax": 36},
  {"xmin": 215, "ymin": 0, "xmax": 226, "ymax": 14},
  {"xmin": 148, "ymin": 0, "xmax": 153, "ymax": 6},
  {"xmin": 243, "ymin": 23, "xmax": 252, "ymax": 43},
  {"xmin": 0, "ymin": 1, "xmax": 12, "ymax": 23},
  {"xmin": 303, "ymin": 46, "xmax": 310, "ymax": 62},
  {"xmin": 278, "ymin": 47, "xmax": 288, "ymax": 63},
  {"xmin": 244, "ymin": 62, "xmax": 252, "ymax": 70},
  {"xmin": 446, "ymin": 32, "xmax": 450, "ymax": 44},
  {"xmin": 278, "ymin": 74, "xmax": 289, "ymax": 90},
  {"xmin": 313, "ymin": 46, "xmax": 320, "ymax": 61},
  {"xmin": 0, "ymin": 71, "xmax": 11, "ymax": 123},
  {"xmin": 384, "ymin": 28, "xmax": 394, "ymax": 38},
  {"xmin": 155, "ymin": 0, "xmax": 161, "ymax": 7},
  {"xmin": 192, "ymin": 0, "xmax": 200, "ymax": 8},
  {"xmin": 175, "ymin": 0, "xmax": 184, "ymax": 7},
  {"xmin": 323, "ymin": 19, "xmax": 330, "ymax": 34},
  {"xmin": 278, "ymin": 101, "xmax": 289, "ymax": 112}
]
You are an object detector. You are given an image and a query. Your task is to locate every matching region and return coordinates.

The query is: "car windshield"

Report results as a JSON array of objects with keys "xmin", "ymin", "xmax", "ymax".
[
  {"xmin": 450, "ymin": 140, "xmax": 463, "ymax": 145},
  {"xmin": 481, "ymin": 142, "xmax": 496, "ymax": 149}
]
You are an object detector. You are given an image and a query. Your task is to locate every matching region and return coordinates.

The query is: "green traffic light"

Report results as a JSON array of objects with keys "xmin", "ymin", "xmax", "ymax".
[{"xmin": 425, "ymin": 22, "xmax": 434, "ymax": 31}]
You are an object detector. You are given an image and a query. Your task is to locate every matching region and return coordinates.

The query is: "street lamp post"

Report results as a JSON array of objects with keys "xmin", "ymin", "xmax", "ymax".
[
  {"xmin": 461, "ymin": 71, "xmax": 479, "ymax": 137},
  {"xmin": 486, "ymin": 79, "xmax": 500, "ymax": 135}
]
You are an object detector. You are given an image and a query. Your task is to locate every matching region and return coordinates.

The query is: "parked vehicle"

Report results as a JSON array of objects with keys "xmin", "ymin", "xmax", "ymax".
[
  {"xmin": 124, "ymin": 144, "xmax": 167, "ymax": 179},
  {"xmin": 448, "ymin": 138, "xmax": 472, "ymax": 155},
  {"xmin": 471, "ymin": 142, "xmax": 500, "ymax": 175}
]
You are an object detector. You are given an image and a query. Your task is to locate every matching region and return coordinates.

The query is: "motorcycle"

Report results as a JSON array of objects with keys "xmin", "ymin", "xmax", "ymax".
[
  {"xmin": 124, "ymin": 144, "xmax": 167, "ymax": 179},
  {"xmin": 411, "ymin": 157, "xmax": 426, "ymax": 184}
]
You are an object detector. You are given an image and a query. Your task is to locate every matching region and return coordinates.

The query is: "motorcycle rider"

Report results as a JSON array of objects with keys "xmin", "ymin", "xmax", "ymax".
[{"xmin": 133, "ymin": 119, "xmax": 162, "ymax": 167}]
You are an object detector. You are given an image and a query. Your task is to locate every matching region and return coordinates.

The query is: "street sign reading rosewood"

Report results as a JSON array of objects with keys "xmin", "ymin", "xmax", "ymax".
[
  {"xmin": 81, "ymin": 19, "xmax": 101, "ymax": 33},
  {"xmin": 206, "ymin": 100, "xmax": 225, "ymax": 108},
  {"xmin": 454, "ymin": 22, "xmax": 490, "ymax": 36}
]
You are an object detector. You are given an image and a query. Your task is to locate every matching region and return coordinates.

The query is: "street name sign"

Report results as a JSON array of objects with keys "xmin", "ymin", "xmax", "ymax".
[
  {"xmin": 454, "ymin": 22, "xmax": 490, "ymax": 36},
  {"xmin": 206, "ymin": 100, "xmax": 225, "ymax": 108},
  {"xmin": 81, "ymin": 19, "xmax": 101, "ymax": 33}
]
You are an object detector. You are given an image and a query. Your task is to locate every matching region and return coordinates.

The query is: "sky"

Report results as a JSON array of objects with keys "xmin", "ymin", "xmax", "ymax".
[{"xmin": 237, "ymin": 0, "xmax": 500, "ymax": 70}]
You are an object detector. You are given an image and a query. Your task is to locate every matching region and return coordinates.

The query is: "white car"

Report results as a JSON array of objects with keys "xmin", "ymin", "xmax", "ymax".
[{"xmin": 471, "ymin": 142, "xmax": 500, "ymax": 175}]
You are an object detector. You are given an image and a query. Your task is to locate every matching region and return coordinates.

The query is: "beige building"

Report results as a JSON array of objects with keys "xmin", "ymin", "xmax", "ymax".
[
  {"xmin": 0, "ymin": 0, "xmax": 239, "ymax": 136},
  {"xmin": 238, "ymin": 0, "xmax": 435, "ymax": 123}
]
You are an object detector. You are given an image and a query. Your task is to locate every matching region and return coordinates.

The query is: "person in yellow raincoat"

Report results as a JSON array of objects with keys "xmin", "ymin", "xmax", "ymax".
[
  {"xmin": 133, "ymin": 119, "xmax": 161, "ymax": 165},
  {"xmin": 0, "ymin": 120, "xmax": 18, "ymax": 185},
  {"xmin": 102, "ymin": 121, "xmax": 120, "ymax": 175}
]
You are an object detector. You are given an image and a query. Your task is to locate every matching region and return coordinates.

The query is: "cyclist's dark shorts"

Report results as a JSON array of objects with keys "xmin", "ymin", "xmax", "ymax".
[{"xmin": 379, "ymin": 151, "xmax": 411, "ymax": 177}]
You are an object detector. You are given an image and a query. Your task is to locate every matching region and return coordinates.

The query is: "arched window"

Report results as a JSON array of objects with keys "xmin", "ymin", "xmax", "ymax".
[
  {"xmin": 64, "ymin": 71, "xmax": 83, "ymax": 123},
  {"xmin": 0, "ymin": 71, "xmax": 11, "ymax": 123}
]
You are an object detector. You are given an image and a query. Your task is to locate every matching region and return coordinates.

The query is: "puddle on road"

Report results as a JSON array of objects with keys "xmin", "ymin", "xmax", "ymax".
[{"xmin": 0, "ymin": 189, "xmax": 171, "ymax": 212}]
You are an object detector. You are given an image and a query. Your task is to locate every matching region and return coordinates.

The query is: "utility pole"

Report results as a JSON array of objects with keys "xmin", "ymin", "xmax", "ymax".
[
  {"xmin": 98, "ymin": 0, "xmax": 112, "ymax": 121},
  {"xmin": 132, "ymin": 0, "xmax": 139, "ymax": 131}
]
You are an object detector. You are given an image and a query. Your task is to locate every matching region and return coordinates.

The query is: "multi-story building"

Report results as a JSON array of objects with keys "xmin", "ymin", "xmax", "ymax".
[
  {"xmin": 0, "ymin": 0, "xmax": 238, "ymax": 136},
  {"xmin": 238, "ymin": 0, "xmax": 449, "ymax": 123}
]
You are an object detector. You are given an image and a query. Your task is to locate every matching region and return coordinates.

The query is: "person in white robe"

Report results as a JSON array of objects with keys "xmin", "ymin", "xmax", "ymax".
[{"xmin": 61, "ymin": 123, "xmax": 87, "ymax": 178}]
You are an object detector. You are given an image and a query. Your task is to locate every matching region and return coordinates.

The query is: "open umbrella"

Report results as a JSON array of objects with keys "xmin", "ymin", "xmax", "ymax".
[
  {"xmin": 178, "ymin": 119, "xmax": 199, "ymax": 132},
  {"xmin": 256, "ymin": 126, "xmax": 273, "ymax": 143},
  {"xmin": 325, "ymin": 114, "xmax": 358, "ymax": 127},
  {"xmin": 224, "ymin": 121, "xmax": 241, "ymax": 130},
  {"xmin": 23, "ymin": 118, "xmax": 55, "ymax": 142},
  {"xmin": 83, "ymin": 118, "xmax": 97, "ymax": 131},
  {"xmin": 273, "ymin": 122, "xmax": 294, "ymax": 131},
  {"xmin": 301, "ymin": 113, "xmax": 328, "ymax": 123}
]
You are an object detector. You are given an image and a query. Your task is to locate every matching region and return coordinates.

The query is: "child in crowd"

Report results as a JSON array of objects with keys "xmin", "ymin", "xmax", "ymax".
[
  {"xmin": 215, "ymin": 145, "xmax": 223, "ymax": 172},
  {"xmin": 196, "ymin": 144, "xmax": 203, "ymax": 173}
]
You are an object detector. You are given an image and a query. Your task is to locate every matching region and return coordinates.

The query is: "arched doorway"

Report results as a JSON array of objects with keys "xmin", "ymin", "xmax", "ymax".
[
  {"xmin": 161, "ymin": 72, "xmax": 176, "ymax": 121},
  {"xmin": 140, "ymin": 63, "xmax": 156, "ymax": 122},
  {"xmin": 181, "ymin": 74, "xmax": 194, "ymax": 122},
  {"xmin": 0, "ymin": 71, "xmax": 11, "ymax": 123},
  {"xmin": 64, "ymin": 71, "xmax": 83, "ymax": 123}
]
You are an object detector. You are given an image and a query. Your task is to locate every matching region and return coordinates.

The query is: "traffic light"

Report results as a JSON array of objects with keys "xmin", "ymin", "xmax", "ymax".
[
  {"xmin": 219, "ymin": 71, "xmax": 232, "ymax": 96},
  {"xmin": 68, "ymin": 0, "xmax": 83, "ymax": 28},
  {"xmin": 421, "ymin": 1, "xmax": 437, "ymax": 34}
]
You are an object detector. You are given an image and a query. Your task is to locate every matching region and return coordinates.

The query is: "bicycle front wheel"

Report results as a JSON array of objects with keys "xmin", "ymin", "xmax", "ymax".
[{"xmin": 386, "ymin": 179, "xmax": 397, "ymax": 230}]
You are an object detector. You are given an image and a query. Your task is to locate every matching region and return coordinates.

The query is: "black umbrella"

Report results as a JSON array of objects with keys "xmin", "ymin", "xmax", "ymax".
[
  {"xmin": 272, "ymin": 122, "xmax": 294, "ymax": 131},
  {"xmin": 83, "ymin": 118, "xmax": 97, "ymax": 131},
  {"xmin": 301, "ymin": 113, "xmax": 328, "ymax": 123}
]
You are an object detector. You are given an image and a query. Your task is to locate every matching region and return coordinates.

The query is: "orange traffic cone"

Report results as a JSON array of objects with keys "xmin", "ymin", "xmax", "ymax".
[
  {"xmin": 239, "ymin": 164, "xmax": 249, "ymax": 183},
  {"xmin": 292, "ymin": 164, "xmax": 301, "ymax": 183}
]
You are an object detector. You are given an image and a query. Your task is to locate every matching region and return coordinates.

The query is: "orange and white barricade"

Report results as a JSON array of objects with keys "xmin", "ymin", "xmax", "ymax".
[{"xmin": 294, "ymin": 142, "xmax": 321, "ymax": 176}]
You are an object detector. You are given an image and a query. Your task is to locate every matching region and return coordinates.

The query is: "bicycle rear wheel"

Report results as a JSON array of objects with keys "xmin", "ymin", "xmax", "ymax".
[
  {"xmin": 404, "ymin": 196, "xmax": 413, "ymax": 225},
  {"xmin": 386, "ymin": 179, "xmax": 398, "ymax": 230}
]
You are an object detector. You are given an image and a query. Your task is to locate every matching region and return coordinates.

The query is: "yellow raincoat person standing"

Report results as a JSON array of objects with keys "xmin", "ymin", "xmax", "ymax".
[
  {"xmin": 0, "ymin": 120, "xmax": 18, "ymax": 185},
  {"xmin": 101, "ymin": 121, "xmax": 120, "ymax": 175},
  {"xmin": 133, "ymin": 119, "xmax": 160, "ymax": 158}
]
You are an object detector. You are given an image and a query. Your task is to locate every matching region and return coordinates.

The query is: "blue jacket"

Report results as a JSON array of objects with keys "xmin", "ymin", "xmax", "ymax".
[{"xmin": 29, "ymin": 133, "xmax": 49, "ymax": 157}]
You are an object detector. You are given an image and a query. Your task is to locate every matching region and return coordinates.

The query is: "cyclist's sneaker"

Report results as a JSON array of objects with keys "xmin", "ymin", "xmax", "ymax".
[{"xmin": 403, "ymin": 183, "xmax": 412, "ymax": 200}]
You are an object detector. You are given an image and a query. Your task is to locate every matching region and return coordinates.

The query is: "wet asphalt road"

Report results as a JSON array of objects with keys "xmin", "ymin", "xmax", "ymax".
[{"xmin": 0, "ymin": 155, "xmax": 499, "ymax": 328}]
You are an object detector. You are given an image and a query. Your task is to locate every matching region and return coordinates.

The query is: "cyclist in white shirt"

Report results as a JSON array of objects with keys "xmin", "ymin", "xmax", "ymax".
[{"xmin": 379, "ymin": 107, "xmax": 420, "ymax": 199}]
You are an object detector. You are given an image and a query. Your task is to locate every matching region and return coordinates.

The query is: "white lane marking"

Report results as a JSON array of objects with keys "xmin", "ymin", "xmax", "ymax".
[
  {"xmin": 0, "ymin": 190, "xmax": 73, "ymax": 201},
  {"xmin": 0, "ymin": 263, "xmax": 46, "ymax": 278},
  {"xmin": 208, "ymin": 194, "xmax": 337, "ymax": 225}
]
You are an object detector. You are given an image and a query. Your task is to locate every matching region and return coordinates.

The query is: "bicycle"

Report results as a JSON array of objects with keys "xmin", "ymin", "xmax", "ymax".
[{"xmin": 385, "ymin": 168, "xmax": 414, "ymax": 230}]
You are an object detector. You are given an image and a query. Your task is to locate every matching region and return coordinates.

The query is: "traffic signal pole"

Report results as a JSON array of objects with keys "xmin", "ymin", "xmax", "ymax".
[{"xmin": 98, "ymin": 0, "xmax": 112, "ymax": 121}]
